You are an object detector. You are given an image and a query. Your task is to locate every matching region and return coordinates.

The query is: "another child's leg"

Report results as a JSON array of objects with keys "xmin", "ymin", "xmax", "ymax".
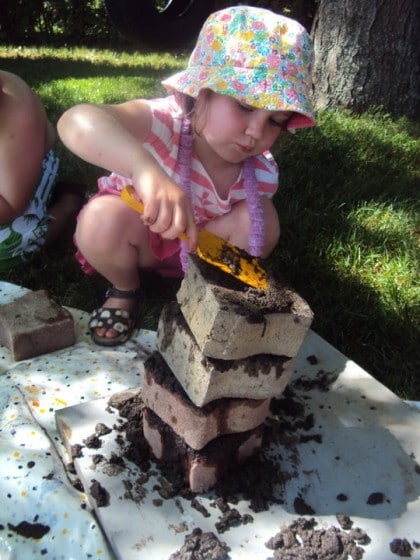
[
  {"xmin": 75, "ymin": 195, "xmax": 158, "ymax": 343},
  {"xmin": 205, "ymin": 198, "xmax": 280, "ymax": 258},
  {"xmin": 43, "ymin": 181, "xmax": 87, "ymax": 248}
]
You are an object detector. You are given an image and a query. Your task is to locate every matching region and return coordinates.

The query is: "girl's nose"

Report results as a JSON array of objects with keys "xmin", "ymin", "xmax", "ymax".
[{"xmin": 245, "ymin": 113, "xmax": 265, "ymax": 140}]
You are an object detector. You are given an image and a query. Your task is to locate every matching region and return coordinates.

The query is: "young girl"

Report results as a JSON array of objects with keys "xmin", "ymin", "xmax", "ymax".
[{"xmin": 57, "ymin": 5, "xmax": 315, "ymax": 346}]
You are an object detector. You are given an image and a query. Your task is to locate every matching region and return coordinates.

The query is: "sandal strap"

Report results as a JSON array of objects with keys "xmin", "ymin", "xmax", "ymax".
[{"xmin": 105, "ymin": 286, "xmax": 141, "ymax": 300}]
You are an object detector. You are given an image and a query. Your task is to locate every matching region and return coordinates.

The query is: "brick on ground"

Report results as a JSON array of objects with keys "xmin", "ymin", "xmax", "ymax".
[
  {"xmin": 143, "ymin": 351, "xmax": 270, "ymax": 450},
  {"xmin": 157, "ymin": 302, "xmax": 295, "ymax": 406},
  {"xmin": 143, "ymin": 407, "xmax": 264, "ymax": 493},
  {"xmin": 0, "ymin": 290, "xmax": 75, "ymax": 361},
  {"xmin": 177, "ymin": 255, "xmax": 313, "ymax": 360}
]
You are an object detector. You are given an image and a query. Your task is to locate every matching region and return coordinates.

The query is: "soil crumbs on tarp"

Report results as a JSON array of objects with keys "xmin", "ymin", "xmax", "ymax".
[
  {"xmin": 70, "ymin": 377, "xmax": 420, "ymax": 559},
  {"xmin": 102, "ymin": 386, "xmax": 375, "ymax": 559},
  {"xmin": 265, "ymin": 516, "xmax": 370, "ymax": 560}
]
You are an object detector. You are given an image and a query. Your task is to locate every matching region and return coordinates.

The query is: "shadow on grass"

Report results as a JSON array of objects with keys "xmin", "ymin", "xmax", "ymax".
[
  {"xmin": 279, "ymin": 256, "xmax": 418, "ymax": 398},
  {"xmin": 271, "ymin": 111, "xmax": 419, "ymax": 398}
]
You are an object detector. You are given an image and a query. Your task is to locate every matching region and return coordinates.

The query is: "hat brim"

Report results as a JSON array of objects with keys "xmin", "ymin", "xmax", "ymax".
[{"xmin": 162, "ymin": 66, "xmax": 316, "ymax": 129}]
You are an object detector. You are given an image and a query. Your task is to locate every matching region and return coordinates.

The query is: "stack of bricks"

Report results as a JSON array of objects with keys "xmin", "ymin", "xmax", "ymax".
[{"xmin": 142, "ymin": 255, "xmax": 313, "ymax": 493}]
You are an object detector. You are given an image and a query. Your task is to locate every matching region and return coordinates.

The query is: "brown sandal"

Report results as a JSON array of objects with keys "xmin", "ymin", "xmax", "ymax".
[{"xmin": 88, "ymin": 287, "xmax": 141, "ymax": 347}]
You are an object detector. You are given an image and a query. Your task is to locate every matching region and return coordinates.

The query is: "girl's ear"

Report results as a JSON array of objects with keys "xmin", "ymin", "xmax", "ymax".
[
  {"xmin": 196, "ymin": 88, "xmax": 213, "ymax": 104},
  {"xmin": 185, "ymin": 94, "xmax": 195, "ymax": 115},
  {"xmin": 174, "ymin": 91, "xmax": 195, "ymax": 115}
]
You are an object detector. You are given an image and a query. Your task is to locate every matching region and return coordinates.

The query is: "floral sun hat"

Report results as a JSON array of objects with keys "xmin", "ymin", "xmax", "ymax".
[{"xmin": 162, "ymin": 5, "xmax": 316, "ymax": 130}]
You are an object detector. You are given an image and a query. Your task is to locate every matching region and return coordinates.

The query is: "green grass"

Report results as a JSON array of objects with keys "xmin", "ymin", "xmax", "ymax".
[{"xmin": 1, "ymin": 45, "xmax": 419, "ymax": 399}]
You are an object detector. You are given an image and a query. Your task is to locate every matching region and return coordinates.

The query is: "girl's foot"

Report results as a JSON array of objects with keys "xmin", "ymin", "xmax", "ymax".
[{"xmin": 88, "ymin": 287, "xmax": 141, "ymax": 346}]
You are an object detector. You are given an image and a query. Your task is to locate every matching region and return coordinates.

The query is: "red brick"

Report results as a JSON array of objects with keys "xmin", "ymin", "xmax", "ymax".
[
  {"xmin": 143, "ymin": 351, "xmax": 270, "ymax": 450},
  {"xmin": 143, "ymin": 407, "xmax": 264, "ymax": 493}
]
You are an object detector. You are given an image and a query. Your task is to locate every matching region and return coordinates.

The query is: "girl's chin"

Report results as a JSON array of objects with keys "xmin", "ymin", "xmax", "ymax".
[
  {"xmin": 223, "ymin": 146, "xmax": 253, "ymax": 163},
  {"xmin": 202, "ymin": 142, "xmax": 252, "ymax": 165}
]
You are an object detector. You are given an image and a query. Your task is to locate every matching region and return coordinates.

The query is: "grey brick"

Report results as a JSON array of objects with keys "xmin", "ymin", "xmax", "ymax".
[
  {"xmin": 157, "ymin": 302, "xmax": 295, "ymax": 406},
  {"xmin": 177, "ymin": 256, "xmax": 313, "ymax": 360}
]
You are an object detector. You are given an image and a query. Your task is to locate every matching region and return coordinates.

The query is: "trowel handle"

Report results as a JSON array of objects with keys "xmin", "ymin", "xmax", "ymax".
[{"xmin": 121, "ymin": 186, "xmax": 188, "ymax": 242}]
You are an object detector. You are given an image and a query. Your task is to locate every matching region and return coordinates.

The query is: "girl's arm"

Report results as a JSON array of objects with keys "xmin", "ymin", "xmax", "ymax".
[
  {"xmin": 57, "ymin": 100, "xmax": 197, "ymax": 247},
  {"xmin": 58, "ymin": 99, "xmax": 155, "ymax": 179}
]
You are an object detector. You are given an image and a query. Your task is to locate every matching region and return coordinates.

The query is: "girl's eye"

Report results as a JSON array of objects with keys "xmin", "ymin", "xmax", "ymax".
[
  {"xmin": 271, "ymin": 116, "xmax": 291, "ymax": 130},
  {"xmin": 269, "ymin": 118, "xmax": 284, "ymax": 128},
  {"xmin": 271, "ymin": 112, "xmax": 292, "ymax": 129},
  {"xmin": 236, "ymin": 101, "xmax": 253, "ymax": 113}
]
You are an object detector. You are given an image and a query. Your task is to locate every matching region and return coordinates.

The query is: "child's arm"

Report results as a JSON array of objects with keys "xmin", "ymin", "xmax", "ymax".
[
  {"xmin": 0, "ymin": 71, "xmax": 53, "ymax": 224},
  {"xmin": 57, "ymin": 100, "xmax": 197, "ymax": 248}
]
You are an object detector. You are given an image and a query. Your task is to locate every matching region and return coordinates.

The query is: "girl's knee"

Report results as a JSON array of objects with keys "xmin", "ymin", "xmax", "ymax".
[
  {"xmin": 207, "ymin": 198, "xmax": 279, "ymax": 257},
  {"xmin": 75, "ymin": 196, "xmax": 127, "ymax": 249},
  {"xmin": 260, "ymin": 197, "xmax": 280, "ymax": 257}
]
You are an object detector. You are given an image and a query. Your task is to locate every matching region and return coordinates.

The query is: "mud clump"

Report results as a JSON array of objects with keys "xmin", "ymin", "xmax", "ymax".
[
  {"xmin": 366, "ymin": 491, "xmax": 385, "ymax": 505},
  {"xmin": 265, "ymin": 517, "xmax": 370, "ymax": 560},
  {"xmin": 8, "ymin": 520, "xmax": 50, "ymax": 539},
  {"xmin": 168, "ymin": 527, "xmax": 231, "ymax": 560},
  {"xmin": 90, "ymin": 479, "xmax": 110, "ymax": 507},
  {"xmin": 389, "ymin": 538, "xmax": 414, "ymax": 557}
]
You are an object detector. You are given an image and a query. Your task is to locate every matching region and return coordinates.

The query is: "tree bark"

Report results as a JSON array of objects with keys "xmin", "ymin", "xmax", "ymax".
[{"xmin": 311, "ymin": 0, "xmax": 420, "ymax": 118}]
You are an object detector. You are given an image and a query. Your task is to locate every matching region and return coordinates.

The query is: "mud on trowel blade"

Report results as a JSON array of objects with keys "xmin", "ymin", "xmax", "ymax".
[{"xmin": 121, "ymin": 186, "xmax": 268, "ymax": 290}]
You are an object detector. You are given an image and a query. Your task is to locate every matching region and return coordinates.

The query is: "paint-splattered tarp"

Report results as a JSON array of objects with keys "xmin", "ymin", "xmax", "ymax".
[
  {"xmin": 0, "ymin": 281, "xmax": 155, "ymax": 560},
  {"xmin": 2, "ymin": 281, "xmax": 420, "ymax": 560}
]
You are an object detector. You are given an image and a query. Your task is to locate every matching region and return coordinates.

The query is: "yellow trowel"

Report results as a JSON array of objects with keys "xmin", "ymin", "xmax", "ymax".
[{"xmin": 121, "ymin": 186, "xmax": 267, "ymax": 290}]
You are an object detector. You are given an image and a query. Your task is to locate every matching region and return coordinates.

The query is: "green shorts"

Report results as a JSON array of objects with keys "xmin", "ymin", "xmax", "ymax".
[{"xmin": 0, "ymin": 149, "xmax": 59, "ymax": 272}]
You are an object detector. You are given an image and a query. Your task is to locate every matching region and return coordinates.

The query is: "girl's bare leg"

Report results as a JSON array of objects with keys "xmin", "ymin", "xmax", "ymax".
[{"xmin": 75, "ymin": 195, "xmax": 158, "ymax": 340}]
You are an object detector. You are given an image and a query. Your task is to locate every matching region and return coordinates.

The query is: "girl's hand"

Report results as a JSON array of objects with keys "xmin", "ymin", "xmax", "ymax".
[{"xmin": 132, "ymin": 164, "xmax": 197, "ymax": 251}]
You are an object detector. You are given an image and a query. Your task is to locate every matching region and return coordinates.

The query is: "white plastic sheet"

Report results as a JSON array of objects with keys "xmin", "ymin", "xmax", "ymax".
[
  {"xmin": 1, "ymin": 281, "xmax": 419, "ymax": 559},
  {"xmin": 0, "ymin": 281, "xmax": 154, "ymax": 559}
]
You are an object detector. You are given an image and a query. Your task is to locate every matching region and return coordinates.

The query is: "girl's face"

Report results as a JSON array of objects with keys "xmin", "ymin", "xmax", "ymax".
[{"xmin": 194, "ymin": 90, "xmax": 290, "ymax": 164}]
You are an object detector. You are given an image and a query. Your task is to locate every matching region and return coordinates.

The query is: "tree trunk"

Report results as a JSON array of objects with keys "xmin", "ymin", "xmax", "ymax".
[{"xmin": 311, "ymin": 0, "xmax": 420, "ymax": 119}]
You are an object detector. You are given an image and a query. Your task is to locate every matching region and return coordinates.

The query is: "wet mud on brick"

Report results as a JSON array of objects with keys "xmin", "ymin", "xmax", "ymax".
[{"xmin": 192, "ymin": 254, "xmax": 301, "ymax": 314}]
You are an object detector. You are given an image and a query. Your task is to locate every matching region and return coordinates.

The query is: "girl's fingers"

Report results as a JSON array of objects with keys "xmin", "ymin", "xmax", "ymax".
[
  {"xmin": 142, "ymin": 215, "xmax": 156, "ymax": 226},
  {"xmin": 141, "ymin": 198, "xmax": 159, "ymax": 226}
]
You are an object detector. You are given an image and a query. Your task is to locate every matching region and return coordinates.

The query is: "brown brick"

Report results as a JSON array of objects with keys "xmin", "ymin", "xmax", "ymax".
[
  {"xmin": 143, "ymin": 351, "xmax": 270, "ymax": 450},
  {"xmin": 157, "ymin": 302, "xmax": 295, "ymax": 406},
  {"xmin": 0, "ymin": 290, "xmax": 75, "ymax": 360},
  {"xmin": 143, "ymin": 407, "xmax": 264, "ymax": 493}
]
